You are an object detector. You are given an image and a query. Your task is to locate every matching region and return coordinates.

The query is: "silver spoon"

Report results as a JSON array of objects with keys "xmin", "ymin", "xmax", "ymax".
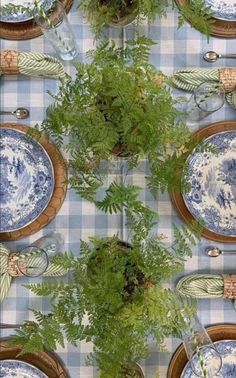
[
  {"xmin": 203, "ymin": 51, "xmax": 236, "ymax": 63},
  {"xmin": 0, "ymin": 107, "xmax": 29, "ymax": 119},
  {"xmin": 206, "ymin": 246, "xmax": 236, "ymax": 257}
]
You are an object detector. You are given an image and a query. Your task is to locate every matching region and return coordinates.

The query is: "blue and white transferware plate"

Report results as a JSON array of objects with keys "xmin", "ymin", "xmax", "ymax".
[
  {"xmin": 0, "ymin": 0, "xmax": 54, "ymax": 23},
  {"xmin": 183, "ymin": 131, "xmax": 236, "ymax": 237},
  {"xmin": 181, "ymin": 340, "xmax": 236, "ymax": 377},
  {"xmin": 205, "ymin": 0, "xmax": 236, "ymax": 21},
  {"xmin": 0, "ymin": 128, "xmax": 54, "ymax": 232},
  {"xmin": 0, "ymin": 359, "xmax": 48, "ymax": 378}
]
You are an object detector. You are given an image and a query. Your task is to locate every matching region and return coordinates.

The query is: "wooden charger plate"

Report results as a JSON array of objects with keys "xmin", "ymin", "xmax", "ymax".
[
  {"xmin": 0, "ymin": 123, "xmax": 67, "ymax": 241},
  {"xmin": 167, "ymin": 323, "xmax": 236, "ymax": 378},
  {"xmin": 171, "ymin": 121, "xmax": 236, "ymax": 243},
  {"xmin": 0, "ymin": 338, "xmax": 68, "ymax": 377},
  {"xmin": 175, "ymin": 0, "xmax": 236, "ymax": 38},
  {"xmin": 0, "ymin": 0, "xmax": 73, "ymax": 40}
]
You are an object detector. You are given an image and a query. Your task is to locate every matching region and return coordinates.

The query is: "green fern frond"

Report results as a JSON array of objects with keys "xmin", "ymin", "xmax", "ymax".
[{"xmin": 177, "ymin": 0, "xmax": 215, "ymax": 39}]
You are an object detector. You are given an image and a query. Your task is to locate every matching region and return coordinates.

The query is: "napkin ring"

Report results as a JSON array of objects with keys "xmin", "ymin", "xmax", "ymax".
[
  {"xmin": 8, "ymin": 253, "xmax": 26, "ymax": 277},
  {"xmin": 219, "ymin": 68, "xmax": 236, "ymax": 93},
  {"xmin": 0, "ymin": 50, "xmax": 19, "ymax": 75},
  {"xmin": 223, "ymin": 274, "xmax": 236, "ymax": 299}
]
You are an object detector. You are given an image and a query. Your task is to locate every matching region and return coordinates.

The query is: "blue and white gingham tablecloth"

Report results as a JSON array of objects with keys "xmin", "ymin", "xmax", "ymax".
[{"xmin": 0, "ymin": 2, "xmax": 236, "ymax": 377}]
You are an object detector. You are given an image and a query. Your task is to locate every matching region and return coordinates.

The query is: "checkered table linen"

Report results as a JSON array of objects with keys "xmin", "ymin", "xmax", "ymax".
[{"xmin": 1, "ymin": 2, "xmax": 236, "ymax": 377}]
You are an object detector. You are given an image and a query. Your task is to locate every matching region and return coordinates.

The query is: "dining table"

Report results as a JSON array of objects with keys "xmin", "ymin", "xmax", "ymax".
[{"xmin": 0, "ymin": 2, "xmax": 236, "ymax": 377}]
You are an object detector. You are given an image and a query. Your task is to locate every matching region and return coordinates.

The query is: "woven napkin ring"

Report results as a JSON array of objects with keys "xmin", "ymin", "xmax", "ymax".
[
  {"xmin": 219, "ymin": 68, "xmax": 236, "ymax": 93},
  {"xmin": 223, "ymin": 274, "xmax": 236, "ymax": 299},
  {"xmin": 0, "ymin": 50, "xmax": 19, "ymax": 75},
  {"xmin": 8, "ymin": 253, "xmax": 27, "ymax": 277}
]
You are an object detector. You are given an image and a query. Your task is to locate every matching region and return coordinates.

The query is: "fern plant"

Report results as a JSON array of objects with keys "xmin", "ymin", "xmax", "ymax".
[
  {"xmin": 39, "ymin": 35, "xmax": 193, "ymax": 202},
  {"xmin": 11, "ymin": 192, "xmax": 200, "ymax": 377},
  {"xmin": 78, "ymin": 0, "xmax": 213, "ymax": 38},
  {"xmin": 79, "ymin": 0, "xmax": 168, "ymax": 37},
  {"xmin": 177, "ymin": 0, "xmax": 215, "ymax": 39}
]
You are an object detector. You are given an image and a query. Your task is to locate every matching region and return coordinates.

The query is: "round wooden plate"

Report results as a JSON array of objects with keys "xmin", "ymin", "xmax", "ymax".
[
  {"xmin": 0, "ymin": 0, "xmax": 73, "ymax": 40},
  {"xmin": 167, "ymin": 323, "xmax": 236, "ymax": 378},
  {"xmin": 175, "ymin": 0, "xmax": 236, "ymax": 38},
  {"xmin": 0, "ymin": 338, "xmax": 68, "ymax": 377},
  {"xmin": 171, "ymin": 120, "xmax": 236, "ymax": 243},
  {"xmin": 0, "ymin": 123, "xmax": 67, "ymax": 241}
]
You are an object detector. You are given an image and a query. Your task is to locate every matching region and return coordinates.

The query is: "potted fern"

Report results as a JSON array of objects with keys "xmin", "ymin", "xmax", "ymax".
[
  {"xmin": 11, "ymin": 192, "xmax": 199, "ymax": 378},
  {"xmin": 78, "ymin": 0, "xmax": 213, "ymax": 38},
  {"xmin": 40, "ymin": 35, "xmax": 193, "ymax": 203},
  {"xmin": 78, "ymin": 0, "xmax": 167, "ymax": 37}
]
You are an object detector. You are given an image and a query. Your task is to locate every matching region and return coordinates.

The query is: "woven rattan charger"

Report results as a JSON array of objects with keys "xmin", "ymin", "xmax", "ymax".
[
  {"xmin": 0, "ymin": 0, "xmax": 73, "ymax": 40},
  {"xmin": 0, "ymin": 338, "xmax": 68, "ymax": 377},
  {"xmin": 171, "ymin": 120, "xmax": 236, "ymax": 244},
  {"xmin": 0, "ymin": 123, "xmax": 67, "ymax": 241},
  {"xmin": 175, "ymin": 0, "xmax": 236, "ymax": 38}
]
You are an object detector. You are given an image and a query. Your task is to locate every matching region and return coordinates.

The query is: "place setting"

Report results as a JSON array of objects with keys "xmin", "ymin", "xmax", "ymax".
[
  {"xmin": 0, "ymin": 123, "xmax": 67, "ymax": 241},
  {"xmin": 171, "ymin": 120, "xmax": 236, "ymax": 243}
]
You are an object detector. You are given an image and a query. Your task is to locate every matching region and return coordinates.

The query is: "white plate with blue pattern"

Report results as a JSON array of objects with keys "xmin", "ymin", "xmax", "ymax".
[
  {"xmin": 181, "ymin": 340, "xmax": 236, "ymax": 377},
  {"xmin": 205, "ymin": 0, "xmax": 236, "ymax": 21},
  {"xmin": 0, "ymin": 127, "xmax": 54, "ymax": 233},
  {"xmin": 0, "ymin": 0, "xmax": 54, "ymax": 23},
  {"xmin": 0, "ymin": 359, "xmax": 48, "ymax": 378},
  {"xmin": 183, "ymin": 130, "xmax": 236, "ymax": 237}
]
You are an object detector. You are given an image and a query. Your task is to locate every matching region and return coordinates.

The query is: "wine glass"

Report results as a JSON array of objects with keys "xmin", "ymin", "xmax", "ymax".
[{"xmin": 182, "ymin": 315, "xmax": 222, "ymax": 377}]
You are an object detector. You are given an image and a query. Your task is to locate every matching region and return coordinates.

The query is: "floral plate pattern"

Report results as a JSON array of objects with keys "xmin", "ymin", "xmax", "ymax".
[
  {"xmin": 183, "ymin": 131, "xmax": 236, "ymax": 237},
  {"xmin": 205, "ymin": 0, "xmax": 236, "ymax": 21},
  {"xmin": 0, "ymin": 0, "xmax": 54, "ymax": 23},
  {"xmin": 181, "ymin": 340, "xmax": 236, "ymax": 377},
  {"xmin": 0, "ymin": 128, "xmax": 54, "ymax": 232},
  {"xmin": 0, "ymin": 359, "xmax": 48, "ymax": 377}
]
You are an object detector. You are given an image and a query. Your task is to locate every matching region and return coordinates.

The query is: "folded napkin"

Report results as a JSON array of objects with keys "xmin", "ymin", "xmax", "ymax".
[
  {"xmin": 176, "ymin": 273, "xmax": 236, "ymax": 309},
  {"xmin": 0, "ymin": 50, "xmax": 66, "ymax": 79},
  {"xmin": 0, "ymin": 243, "xmax": 67, "ymax": 302},
  {"xmin": 171, "ymin": 68, "xmax": 236, "ymax": 108}
]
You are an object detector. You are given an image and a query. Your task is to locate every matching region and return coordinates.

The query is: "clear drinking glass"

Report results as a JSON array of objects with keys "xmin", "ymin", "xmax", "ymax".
[
  {"xmin": 185, "ymin": 82, "xmax": 225, "ymax": 122},
  {"xmin": 34, "ymin": 0, "xmax": 78, "ymax": 61},
  {"xmin": 29, "ymin": 232, "xmax": 64, "ymax": 257},
  {"xmin": 17, "ymin": 232, "xmax": 64, "ymax": 276},
  {"xmin": 182, "ymin": 315, "xmax": 222, "ymax": 377}
]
